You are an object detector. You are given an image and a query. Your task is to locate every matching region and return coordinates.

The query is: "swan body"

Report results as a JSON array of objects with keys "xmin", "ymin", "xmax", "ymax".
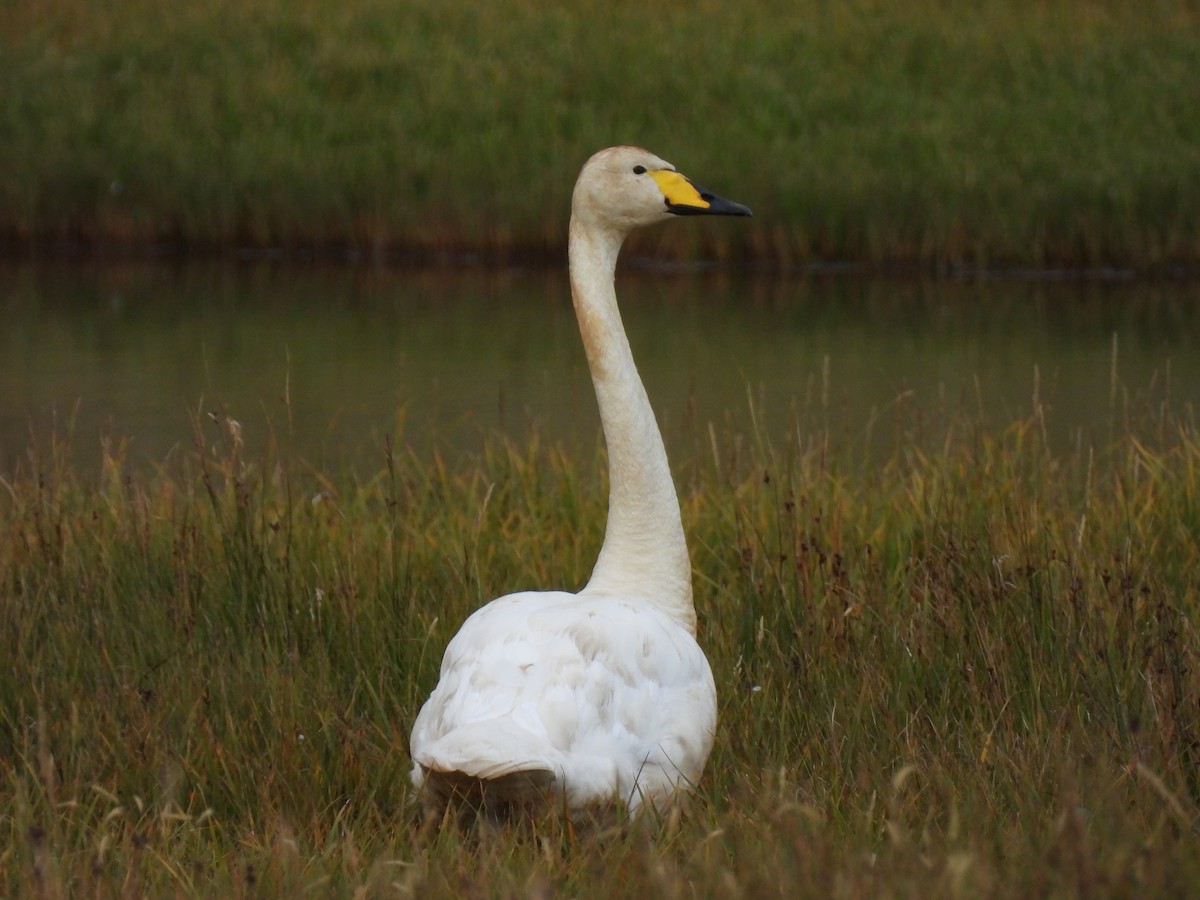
[{"xmin": 410, "ymin": 146, "xmax": 751, "ymax": 816}]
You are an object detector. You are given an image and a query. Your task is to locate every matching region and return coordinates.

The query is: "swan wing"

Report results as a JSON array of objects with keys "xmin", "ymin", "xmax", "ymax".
[{"xmin": 410, "ymin": 589, "xmax": 716, "ymax": 810}]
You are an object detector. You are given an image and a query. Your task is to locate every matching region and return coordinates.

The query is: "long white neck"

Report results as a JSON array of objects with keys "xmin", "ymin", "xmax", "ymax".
[{"xmin": 568, "ymin": 217, "xmax": 696, "ymax": 634}]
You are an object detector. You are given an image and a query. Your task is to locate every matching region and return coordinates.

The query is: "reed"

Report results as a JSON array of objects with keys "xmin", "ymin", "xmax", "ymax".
[
  {"xmin": 2, "ymin": 0, "xmax": 1199, "ymax": 268},
  {"xmin": 2, "ymin": 383, "xmax": 1198, "ymax": 896}
]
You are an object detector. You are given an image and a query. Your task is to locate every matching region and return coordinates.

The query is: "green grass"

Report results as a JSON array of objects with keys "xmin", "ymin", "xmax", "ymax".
[
  {"xmin": 2, "ymin": 388, "xmax": 1198, "ymax": 896},
  {"xmin": 2, "ymin": 0, "xmax": 1199, "ymax": 268}
]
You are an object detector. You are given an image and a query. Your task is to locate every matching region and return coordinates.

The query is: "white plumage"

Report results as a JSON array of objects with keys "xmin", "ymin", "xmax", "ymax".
[{"xmin": 409, "ymin": 146, "xmax": 751, "ymax": 817}]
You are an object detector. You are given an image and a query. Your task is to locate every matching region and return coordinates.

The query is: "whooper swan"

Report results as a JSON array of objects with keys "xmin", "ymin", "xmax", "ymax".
[{"xmin": 409, "ymin": 146, "xmax": 751, "ymax": 818}]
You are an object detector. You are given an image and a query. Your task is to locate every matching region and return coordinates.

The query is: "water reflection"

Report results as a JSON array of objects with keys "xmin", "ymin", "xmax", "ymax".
[{"xmin": 1, "ymin": 260, "xmax": 1197, "ymax": 475}]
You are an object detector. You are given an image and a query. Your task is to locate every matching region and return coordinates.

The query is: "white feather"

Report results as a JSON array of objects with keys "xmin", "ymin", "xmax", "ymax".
[{"xmin": 411, "ymin": 590, "xmax": 716, "ymax": 810}]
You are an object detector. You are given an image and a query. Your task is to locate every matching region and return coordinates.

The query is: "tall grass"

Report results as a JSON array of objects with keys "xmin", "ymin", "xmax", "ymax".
[
  {"xmin": 2, "ymin": 0, "xmax": 1199, "ymax": 267},
  {"xmin": 2, "ymin": 386, "xmax": 1198, "ymax": 896}
]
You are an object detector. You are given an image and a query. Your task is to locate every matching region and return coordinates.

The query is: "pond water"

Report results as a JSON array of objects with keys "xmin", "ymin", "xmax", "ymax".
[{"xmin": 1, "ymin": 259, "xmax": 1197, "ymax": 476}]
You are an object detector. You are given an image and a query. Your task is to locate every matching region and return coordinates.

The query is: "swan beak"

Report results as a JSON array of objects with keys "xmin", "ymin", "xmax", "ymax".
[{"xmin": 651, "ymin": 169, "xmax": 753, "ymax": 217}]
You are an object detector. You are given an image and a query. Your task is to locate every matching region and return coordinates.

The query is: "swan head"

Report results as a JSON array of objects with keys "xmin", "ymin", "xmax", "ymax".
[{"xmin": 571, "ymin": 146, "xmax": 752, "ymax": 235}]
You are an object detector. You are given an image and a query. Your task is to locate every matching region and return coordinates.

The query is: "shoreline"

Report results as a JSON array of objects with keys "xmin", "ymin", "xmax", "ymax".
[{"xmin": 3, "ymin": 235, "xmax": 1197, "ymax": 281}]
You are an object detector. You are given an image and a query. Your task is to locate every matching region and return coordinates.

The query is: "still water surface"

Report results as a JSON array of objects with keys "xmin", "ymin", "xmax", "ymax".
[{"xmin": 1, "ymin": 261, "xmax": 1197, "ymax": 475}]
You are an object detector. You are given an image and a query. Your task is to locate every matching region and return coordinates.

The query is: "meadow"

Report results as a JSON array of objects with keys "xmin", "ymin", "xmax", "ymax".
[
  {"xmin": 2, "ymin": 382, "xmax": 1198, "ymax": 896},
  {"xmin": 3, "ymin": 0, "xmax": 1200, "ymax": 893},
  {"xmin": 2, "ymin": 0, "xmax": 1200, "ymax": 268}
]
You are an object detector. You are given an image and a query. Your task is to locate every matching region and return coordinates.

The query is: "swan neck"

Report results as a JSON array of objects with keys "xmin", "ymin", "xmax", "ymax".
[{"xmin": 568, "ymin": 218, "xmax": 695, "ymax": 633}]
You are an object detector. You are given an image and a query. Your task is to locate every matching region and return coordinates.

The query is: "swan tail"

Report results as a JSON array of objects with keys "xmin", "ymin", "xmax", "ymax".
[
  {"xmin": 419, "ymin": 767, "xmax": 559, "ymax": 819},
  {"xmin": 412, "ymin": 720, "xmax": 561, "ymax": 817}
]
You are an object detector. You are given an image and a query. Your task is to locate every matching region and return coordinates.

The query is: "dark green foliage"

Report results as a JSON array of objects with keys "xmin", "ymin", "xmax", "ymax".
[{"xmin": 2, "ymin": 0, "xmax": 1199, "ymax": 267}]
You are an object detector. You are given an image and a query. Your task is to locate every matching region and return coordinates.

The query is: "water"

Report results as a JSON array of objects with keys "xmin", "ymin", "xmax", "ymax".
[{"xmin": 2, "ymin": 260, "xmax": 1197, "ymax": 475}]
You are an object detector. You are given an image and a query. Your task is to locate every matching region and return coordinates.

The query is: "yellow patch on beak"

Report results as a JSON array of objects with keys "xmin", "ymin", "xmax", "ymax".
[{"xmin": 649, "ymin": 170, "xmax": 709, "ymax": 210}]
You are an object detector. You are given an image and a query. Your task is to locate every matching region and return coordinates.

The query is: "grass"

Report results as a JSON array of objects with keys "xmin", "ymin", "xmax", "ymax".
[
  {"xmin": 2, "ymin": 383, "xmax": 1199, "ymax": 896},
  {"xmin": 1, "ymin": 0, "xmax": 1199, "ymax": 268}
]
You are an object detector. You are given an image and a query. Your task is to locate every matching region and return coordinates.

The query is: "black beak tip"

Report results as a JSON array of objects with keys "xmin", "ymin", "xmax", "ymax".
[
  {"xmin": 708, "ymin": 198, "xmax": 753, "ymax": 217},
  {"xmin": 668, "ymin": 194, "xmax": 753, "ymax": 217}
]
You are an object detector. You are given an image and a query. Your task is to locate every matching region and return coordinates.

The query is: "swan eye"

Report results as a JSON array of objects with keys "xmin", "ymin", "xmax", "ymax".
[{"xmin": 632, "ymin": 165, "xmax": 646, "ymax": 175}]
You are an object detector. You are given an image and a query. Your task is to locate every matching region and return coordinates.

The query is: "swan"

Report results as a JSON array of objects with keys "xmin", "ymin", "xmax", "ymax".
[{"xmin": 409, "ymin": 146, "xmax": 751, "ymax": 818}]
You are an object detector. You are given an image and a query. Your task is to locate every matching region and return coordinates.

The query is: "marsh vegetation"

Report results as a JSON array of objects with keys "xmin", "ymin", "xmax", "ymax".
[
  {"xmin": 2, "ymin": 341, "xmax": 1198, "ymax": 894},
  {"xmin": 3, "ymin": 1, "xmax": 1200, "ymax": 893},
  {"xmin": 3, "ymin": 0, "xmax": 1199, "ymax": 268}
]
